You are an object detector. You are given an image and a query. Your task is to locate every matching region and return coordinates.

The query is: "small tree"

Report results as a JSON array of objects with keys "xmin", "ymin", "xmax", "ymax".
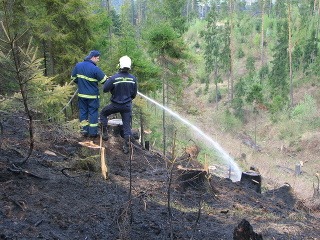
[
  {"xmin": 201, "ymin": 3, "xmax": 229, "ymax": 110},
  {"xmin": 0, "ymin": 21, "xmax": 73, "ymax": 164},
  {"xmin": 145, "ymin": 22, "xmax": 185, "ymax": 157},
  {"xmin": 268, "ymin": 20, "xmax": 290, "ymax": 111}
]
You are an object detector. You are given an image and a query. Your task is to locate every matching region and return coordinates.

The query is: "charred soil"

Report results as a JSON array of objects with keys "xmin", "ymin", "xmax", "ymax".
[{"xmin": 0, "ymin": 112, "xmax": 320, "ymax": 240}]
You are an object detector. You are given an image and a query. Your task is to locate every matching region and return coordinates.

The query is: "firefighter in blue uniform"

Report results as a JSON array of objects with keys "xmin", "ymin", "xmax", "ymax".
[
  {"xmin": 71, "ymin": 50, "xmax": 107, "ymax": 138},
  {"xmin": 100, "ymin": 56, "xmax": 138, "ymax": 153}
]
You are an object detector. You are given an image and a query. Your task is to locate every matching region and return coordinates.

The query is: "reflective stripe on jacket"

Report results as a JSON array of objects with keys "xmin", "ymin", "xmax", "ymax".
[
  {"xmin": 71, "ymin": 60, "xmax": 107, "ymax": 98},
  {"xmin": 103, "ymin": 71, "xmax": 138, "ymax": 104}
]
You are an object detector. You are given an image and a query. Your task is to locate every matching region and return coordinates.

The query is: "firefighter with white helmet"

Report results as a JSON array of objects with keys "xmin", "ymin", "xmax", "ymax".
[
  {"xmin": 100, "ymin": 55, "xmax": 138, "ymax": 154},
  {"xmin": 119, "ymin": 55, "xmax": 132, "ymax": 69}
]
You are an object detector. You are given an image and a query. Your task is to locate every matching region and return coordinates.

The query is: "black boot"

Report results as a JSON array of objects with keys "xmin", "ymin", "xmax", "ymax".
[
  {"xmin": 122, "ymin": 139, "xmax": 129, "ymax": 154},
  {"xmin": 102, "ymin": 127, "xmax": 109, "ymax": 141},
  {"xmin": 81, "ymin": 130, "xmax": 88, "ymax": 138}
]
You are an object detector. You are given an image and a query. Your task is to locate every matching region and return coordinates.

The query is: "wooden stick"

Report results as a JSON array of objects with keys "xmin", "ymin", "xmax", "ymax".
[
  {"xmin": 100, "ymin": 125, "xmax": 108, "ymax": 180},
  {"xmin": 100, "ymin": 147, "xmax": 108, "ymax": 180}
]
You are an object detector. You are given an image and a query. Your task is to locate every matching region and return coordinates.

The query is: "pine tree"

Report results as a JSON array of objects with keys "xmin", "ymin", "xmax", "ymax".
[
  {"xmin": 268, "ymin": 20, "xmax": 290, "ymax": 112},
  {"xmin": 0, "ymin": 18, "xmax": 73, "ymax": 163},
  {"xmin": 201, "ymin": 3, "xmax": 225, "ymax": 109},
  {"xmin": 303, "ymin": 30, "xmax": 318, "ymax": 72},
  {"xmin": 145, "ymin": 22, "xmax": 185, "ymax": 157},
  {"xmin": 5, "ymin": 0, "xmax": 110, "ymax": 85}
]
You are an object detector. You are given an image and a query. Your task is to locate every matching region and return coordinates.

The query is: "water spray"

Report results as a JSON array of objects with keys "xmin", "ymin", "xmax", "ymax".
[{"xmin": 137, "ymin": 91, "xmax": 242, "ymax": 182}]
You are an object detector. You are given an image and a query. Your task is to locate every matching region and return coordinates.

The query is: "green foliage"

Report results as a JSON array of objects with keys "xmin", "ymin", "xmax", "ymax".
[
  {"xmin": 91, "ymin": 6, "xmax": 113, "ymax": 51},
  {"xmin": 194, "ymin": 41, "xmax": 200, "ymax": 49},
  {"xmin": 232, "ymin": 77, "xmax": 246, "ymax": 119},
  {"xmin": 290, "ymin": 95, "xmax": 317, "ymax": 123},
  {"xmin": 204, "ymin": 80, "xmax": 209, "ymax": 94},
  {"xmin": 163, "ymin": 0, "xmax": 187, "ymax": 34},
  {"xmin": 269, "ymin": 95, "xmax": 288, "ymax": 115},
  {"xmin": 236, "ymin": 48, "xmax": 245, "ymax": 59},
  {"xmin": 255, "ymin": 18, "xmax": 261, "ymax": 32},
  {"xmin": 202, "ymin": 5, "xmax": 221, "ymax": 72},
  {"xmin": 133, "ymin": 59, "xmax": 161, "ymax": 92},
  {"xmin": 110, "ymin": 9, "xmax": 122, "ymax": 36},
  {"xmin": 196, "ymin": 66, "xmax": 207, "ymax": 84},
  {"xmin": 303, "ymin": 30, "xmax": 318, "ymax": 72},
  {"xmin": 0, "ymin": 0, "xmax": 105, "ymax": 86},
  {"xmin": 31, "ymin": 80, "xmax": 74, "ymax": 120},
  {"xmin": 268, "ymin": 20, "xmax": 289, "ymax": 101},
  {"xmin": 259, "ymin": 64, "xmax": 269, "ymax": 81},
  {"xmin": 252, "ymin": 32, "xmax": 261, "ymax": 48},
  {"xmin": 292, "ymin": 45, "xmax": 303, "ymax": 71},
  {"xmin": 214, "ymin": 109, "xmax": 242, "ymax": 132},
  {"xmin": 276, "ymin": 95, "xmax": 318, "ymax": 141},
  {"xmin": 201, "ymin": 2, "xmax": 230, "ymax": 93},
  {"xmin": 100, "ymin": 10, "xmax": 161, "ymax": 94},
  {"xmin": 195, "ymin": 87, "xmax": 203, "ymax": 97},
  {"xmin": 208, "ymin": 89, "xmax": 221, "ymax": 104},
  {"xmin": 310, "ymin": 53, "xmax": 320, "ymax": 76},
  {"xmin": 246, "ymin": 56, "xmax": 255, "ymax": 74},
  {"xmin": 0, "ymin": 11, "xmax": 74, "ymax": 120},
  {"xmin": 237, "ymin": 15, "xmax": 255, "ymax": 37},
  {"xmin": 0, "ymin": 52, "xmax": 19, "ymax": 95},
  {"xmin": 231, "ymin": 97, "xmax": 245, "ymax": 120},
  {"xmin": 246, "ymin": 84, "xmax": 263, "ymax": 105},
  {"xmin": 145, "ymin": 22, "xmax": 184, "ymax": 58},
  {"xmin": 186, "ymin": 107, "xmax": 199, "ymax": 116},
  {"xmin": 273, "ymin": 0, "xmax": 287, "ymax": 18},
  {"xmin": 20, "ymin": 47, "xmax": 74, "ymax": 120},
  {"xmin": 184, "ymin": 19, "xmax": 206, "ymax": 49}
]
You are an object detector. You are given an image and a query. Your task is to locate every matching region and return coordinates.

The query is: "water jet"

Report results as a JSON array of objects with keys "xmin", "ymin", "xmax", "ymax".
[{"xmin": 137, "ymin": 91, "xmax": 242, "ymax": 181}]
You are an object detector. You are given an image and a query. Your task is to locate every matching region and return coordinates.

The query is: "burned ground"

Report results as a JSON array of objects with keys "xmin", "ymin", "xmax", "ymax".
[{"xmin": 0, "ymin": 112, "xmax": 320, "ymax": 240}]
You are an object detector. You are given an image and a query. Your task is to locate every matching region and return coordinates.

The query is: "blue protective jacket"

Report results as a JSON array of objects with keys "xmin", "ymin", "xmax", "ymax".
[
  {"xmin": 103, "ymin": 71, "xmax": 138, "ymax": 104},
  {"xmin": 71, "ymin": 60, "xmax": 107, "ymax": 98}
]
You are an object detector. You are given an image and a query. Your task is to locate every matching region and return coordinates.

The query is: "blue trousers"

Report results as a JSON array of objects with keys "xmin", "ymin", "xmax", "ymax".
[
  {"xmin": 100, "ymin": 102, "xmax": 132, "ymax": 140},
  {"xmin": 78, "ymin": 97, "xmax": 99, "ymax": 136}
]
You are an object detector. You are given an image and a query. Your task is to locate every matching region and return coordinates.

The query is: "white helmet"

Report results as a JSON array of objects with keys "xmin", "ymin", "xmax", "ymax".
[{"xmin": 119, "ymin": 55, "xmax": 131, "ymax": 69}]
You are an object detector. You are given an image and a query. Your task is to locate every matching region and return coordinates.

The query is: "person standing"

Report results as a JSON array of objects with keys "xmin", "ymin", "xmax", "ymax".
[
  {"xmin": 71, "ymin": 50, "xmax": 107, "ymax": 138},
  {"xmin": 100, "ymin": 55, "xmax": 138, "ymax": 153}
]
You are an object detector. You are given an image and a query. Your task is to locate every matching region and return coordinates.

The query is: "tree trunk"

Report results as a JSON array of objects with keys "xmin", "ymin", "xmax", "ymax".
[
  {"xmin": 229, "ymin": 0, "xmax": 234, "ymax": 103},
  {"xmin": 287, "ymin": 0, "xmax": 294, "ymax": 107},
  {"xmin": 260, "ymin": 0, "xmax": 266, "ymax": 73},
  {"xmin": 214, "ymin": 60, "xmax": 219, "ymax": 110},
  {"xmin": 140, "ymin": 109, "xmax": 144, "ymax": 145},
  {"xmin": 162, "ymin": 72, "xmax": 166, "ymax": 159},
  {"xmin": 131, "ymin": 0, "xmax": 135, "ymax": 25}
]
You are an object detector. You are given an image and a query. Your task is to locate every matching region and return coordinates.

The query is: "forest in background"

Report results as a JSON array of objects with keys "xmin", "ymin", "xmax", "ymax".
[{"xmin": 0, "ymin": 0, "xmax": 319, "ymax": 200}]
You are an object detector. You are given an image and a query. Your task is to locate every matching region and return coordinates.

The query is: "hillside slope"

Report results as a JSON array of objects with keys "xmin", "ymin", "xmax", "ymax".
[
  {"xmin": 177, "ymin": 79, "xmax": 320, "ymax": 204},
  {"xmin": 1, "ymin": 111, "xmax": 320, "ymax": 239}
]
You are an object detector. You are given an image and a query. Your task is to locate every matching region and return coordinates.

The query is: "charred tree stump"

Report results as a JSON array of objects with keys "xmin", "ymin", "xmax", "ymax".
[
  {"xmin": 177, "ymin": 165, "xmax": 207, "ymax": 191},
  {"xmin": 233, "ymin": 219, "xmax": 263, "ymax": 240},
  {"xmin": 240, "ymin": 171, "xmax": 262, "ymax": 193},
  {"xmin": 295, "ymin": 163, "xmax": 302, "ymax": 175},
  {"xmin": 145, "ymin": 141, "xmax": 150, "ymax": 151}
]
